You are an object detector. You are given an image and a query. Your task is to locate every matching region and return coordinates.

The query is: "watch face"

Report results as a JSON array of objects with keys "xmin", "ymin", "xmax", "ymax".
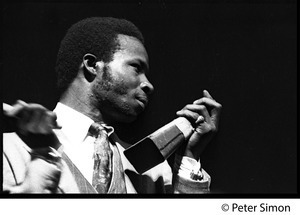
[{"xmin": 190, "ymin": 169, "xmax": 204, "ymax": 181}]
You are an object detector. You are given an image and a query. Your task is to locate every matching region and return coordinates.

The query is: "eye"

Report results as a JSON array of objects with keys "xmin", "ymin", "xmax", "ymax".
[{"xmin": 131, "ymin": 63, "xmax": 141, "ymax": 72}]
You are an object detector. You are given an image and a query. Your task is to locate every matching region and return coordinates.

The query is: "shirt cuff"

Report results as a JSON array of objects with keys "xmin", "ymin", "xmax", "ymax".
[
  {"xmin": 173, "ymin": 155, "xmax": 211, "ymax": 193},
  {"xmin": 177, "ymin": 156, "xmax": 203, "ymax": 180}
]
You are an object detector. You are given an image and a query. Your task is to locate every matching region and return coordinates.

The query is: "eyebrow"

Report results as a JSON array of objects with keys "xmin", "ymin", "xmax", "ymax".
[{"xmin": 129, "ymin": 58, "xmax": 150, "ymax": 73}]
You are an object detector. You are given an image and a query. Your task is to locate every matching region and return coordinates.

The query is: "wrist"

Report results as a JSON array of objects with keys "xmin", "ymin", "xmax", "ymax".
[
  {"xmin": 30, "ymin": 147, "xmax": 62, "ymax": 166},
  {"xmin": 183, "ymin": 148, "xmax": 200, "ymax": 161}
]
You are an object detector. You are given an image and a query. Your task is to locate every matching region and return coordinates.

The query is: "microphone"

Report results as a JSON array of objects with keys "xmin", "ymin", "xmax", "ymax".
[{"xmin": 124, "ymin": 117, "xmax": 193, "ymax": 174}]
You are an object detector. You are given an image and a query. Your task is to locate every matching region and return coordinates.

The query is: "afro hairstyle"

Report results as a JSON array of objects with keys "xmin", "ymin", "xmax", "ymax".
[{"xmin": 55, "ymin": 17, "xmax": 144, "ymax": 95}]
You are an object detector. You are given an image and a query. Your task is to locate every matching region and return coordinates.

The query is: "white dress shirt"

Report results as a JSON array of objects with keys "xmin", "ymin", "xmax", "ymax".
[
  {"xmin": 53, "ymin": 102, "xmax": 208, "ymax": 189},
  {"xmin": 54, "ymin": 103, "xmax": 96, "ymax": 184}
]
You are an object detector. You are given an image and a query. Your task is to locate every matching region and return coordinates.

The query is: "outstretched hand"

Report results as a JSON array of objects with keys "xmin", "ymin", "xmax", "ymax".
[
  {"xmin": 176, "ymin": 90, "xmax": 222, "ymax": 160},
  {"xmin": 3, "ymin": 100, "xmax": 62, "ymax": 149},
  {"xmin": 3, "ymin": 100, "xmax": 61, "ymax": 134}
]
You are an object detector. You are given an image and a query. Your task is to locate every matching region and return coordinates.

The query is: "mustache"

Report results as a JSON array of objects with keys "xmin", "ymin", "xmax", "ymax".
[{"xmin": 136, "ymin": 93, "xmax": 149, "ymax": 105}]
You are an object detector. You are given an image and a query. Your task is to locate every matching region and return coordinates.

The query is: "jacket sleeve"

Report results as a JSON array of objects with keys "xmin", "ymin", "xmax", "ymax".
[{"xmin": 2, "ymin": 133, "xmax": 31, "ymax": 192}]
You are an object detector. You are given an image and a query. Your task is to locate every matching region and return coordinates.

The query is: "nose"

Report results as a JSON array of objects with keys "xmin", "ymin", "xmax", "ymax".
[{"xmin": 140, "ymin": 75, "xmax": 154, "ymax": 95}]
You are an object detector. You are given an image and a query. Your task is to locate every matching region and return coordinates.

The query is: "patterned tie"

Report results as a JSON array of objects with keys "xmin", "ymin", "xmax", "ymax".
[{"xmin": 89, "ymin": 123, "xmax": 112, "ymax": 193}]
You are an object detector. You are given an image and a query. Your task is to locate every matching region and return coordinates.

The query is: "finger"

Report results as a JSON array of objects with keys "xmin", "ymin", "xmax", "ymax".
[
  {"xmin": 3, "ymin": 103, "xmax": 13, "ymax": 113},
  {"xmin": 195, "ymin": 115, "xmax": 205, "ymax": 124},
  {"xmin": 4, "ymin": 100, "xmax": 28, "ymax": 117},
  {"xmin": 203, "ymin": 90, "xmax": 222, "ymax": 123},
  {"xmin": 193, "ymin": 97, "xmax": 221, "ymax": 121},
  {"xmin": 177, "ymin": 108, "xmax": 212, "ymax": 126},
  {"xmin": 15, "ymin": 100, "xmax": 30, "ymax": 118},
  {"xmin": 179, "ymin": 104, "xmax": 212, "ymax": 124},
  {"xmin": 193, "ymin": 97, "xmax": 220, "ymax": 108},
  {"xmin": 210, "ymin": 105, "xmax": 222, "ymax": 129},
  {"xmin": 203, "ymin": 90, "xmax": 214, "ymax": 100},
  {"xmin": 48, "ymin": 112, "xmax": 62, "ymax": 129},
  {"xmin": 36, "ymin": 111, "xmax": 59, "ymax": 134},
  {"xmin": 176, "ymin": 109, "xmax": 200, "ymax": 123}
]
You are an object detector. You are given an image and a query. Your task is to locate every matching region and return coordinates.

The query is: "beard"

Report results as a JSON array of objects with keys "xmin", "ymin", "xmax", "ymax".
[{"xmin": 91, "ymin": 66, "xmax": 137, "ymax": 123}]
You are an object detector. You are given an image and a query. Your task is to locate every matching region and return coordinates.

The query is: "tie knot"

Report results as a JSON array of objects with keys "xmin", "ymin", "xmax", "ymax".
[{"xmin": 88, "ymin": 123, "xmax": 106, "ymax": 137}]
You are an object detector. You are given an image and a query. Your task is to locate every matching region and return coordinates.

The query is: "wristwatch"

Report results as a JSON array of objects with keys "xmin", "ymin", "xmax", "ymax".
[{"xmin": 190, "ymin": 169, "xmax": 203, "ymax": 181}]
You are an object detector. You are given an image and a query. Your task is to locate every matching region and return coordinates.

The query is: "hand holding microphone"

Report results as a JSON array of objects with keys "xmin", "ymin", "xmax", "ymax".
[
  {"xmin": 3, "ymin": 100, "xmax": 62, "ymax": 193},
  {"xmin": 3, "ymin": 100, "xmax": 62, "ymax": 149},
  {"xmin": 176, "ymin": 90, "xmax": 222, "ymax": 160},
  {"xmin": 124, "ymin": 90, "xmax": 222, "ymax": 173}
]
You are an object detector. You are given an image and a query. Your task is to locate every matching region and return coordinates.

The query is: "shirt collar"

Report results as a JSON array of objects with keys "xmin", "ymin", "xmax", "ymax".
[{"xmin": 53, "ymin": 102, "xmax": 115, "ymax": 144}]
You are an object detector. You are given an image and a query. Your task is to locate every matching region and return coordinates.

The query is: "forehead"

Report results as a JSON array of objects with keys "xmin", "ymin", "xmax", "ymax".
[{"xmin": 115, "ymin": 34, "xmax": 149, "ymax": 63}]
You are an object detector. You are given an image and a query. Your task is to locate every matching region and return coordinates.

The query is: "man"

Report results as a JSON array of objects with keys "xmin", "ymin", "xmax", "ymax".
[{"xmin": 3, "ymin": 17, "xmax": 222, "ymax": 193}]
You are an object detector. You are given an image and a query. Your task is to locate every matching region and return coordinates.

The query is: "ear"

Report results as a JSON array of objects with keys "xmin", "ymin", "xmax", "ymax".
[{"xmin": 83, "ymin": 53, "xmax": 98, "ymax": 75}]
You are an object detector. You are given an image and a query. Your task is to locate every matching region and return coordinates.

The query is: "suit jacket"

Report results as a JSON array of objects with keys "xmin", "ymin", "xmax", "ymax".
[
  {"xmin": 3, "ymin": 132, "xmax": 81, "ymax": 193},
  {"xmin": 3, "ymin": 130, "xmax": 210, "ymax": 194}
]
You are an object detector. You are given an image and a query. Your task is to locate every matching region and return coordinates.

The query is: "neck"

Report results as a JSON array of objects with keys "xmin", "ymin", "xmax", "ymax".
[{"xmin": 59, "ymin": 82, "xmax": 105, "ymax": 124}]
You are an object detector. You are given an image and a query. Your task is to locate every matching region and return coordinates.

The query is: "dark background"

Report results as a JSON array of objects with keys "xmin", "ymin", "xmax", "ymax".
[{"xmin": 2, "ymin": 1, "xmax": 297, "ymax": 194}]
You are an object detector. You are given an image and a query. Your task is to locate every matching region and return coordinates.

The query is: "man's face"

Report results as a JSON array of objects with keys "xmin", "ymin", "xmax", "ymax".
[{"xmin": 91, "ymin": 34, "xmax": 154, "ymax": 123}]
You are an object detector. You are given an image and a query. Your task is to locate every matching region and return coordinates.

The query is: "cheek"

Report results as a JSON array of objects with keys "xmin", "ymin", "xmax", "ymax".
[
  {"xmin": 113, "ymin": 79, "xmax": 130, "ymax": 95},
  {"xmin": 112, "ymin": 76, "xmax": 139, "ymax": 96}
]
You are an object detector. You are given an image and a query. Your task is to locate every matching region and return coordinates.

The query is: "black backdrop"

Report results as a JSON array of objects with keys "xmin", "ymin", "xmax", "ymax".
[{"xmin": 2, "ymin": 1, "xmax": 297, "ymax": 194}]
